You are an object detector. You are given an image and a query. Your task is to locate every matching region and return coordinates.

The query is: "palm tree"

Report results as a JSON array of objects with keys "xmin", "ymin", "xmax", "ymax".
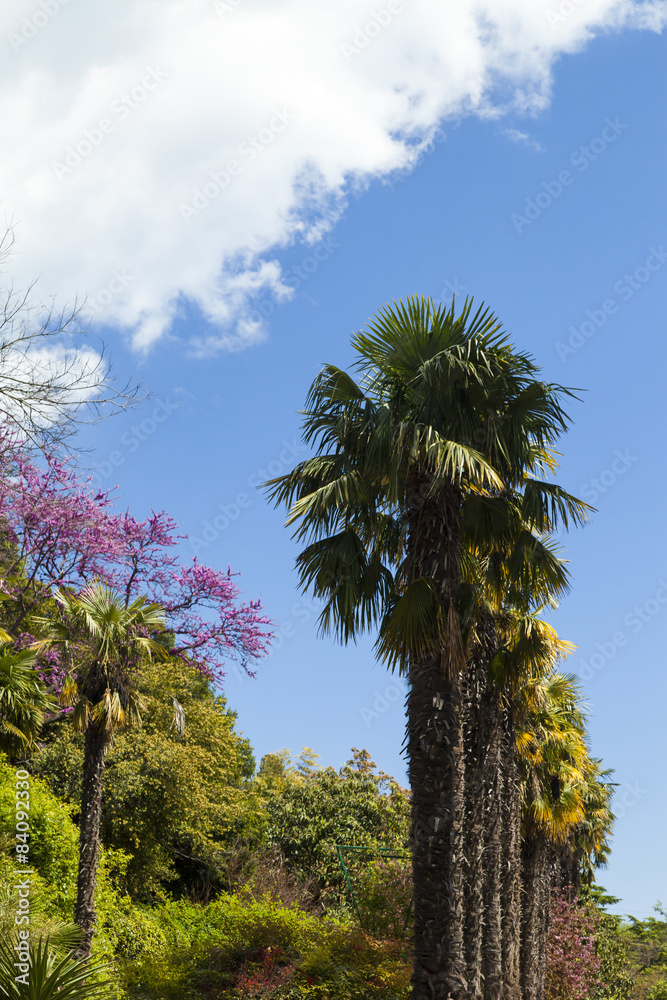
[
  {"xmin": 266, "ymin": 295, "xmax": 588, "ymax": 998},
  {"xmin": 0, "ymin": 642, "xmax": 55, "ymax": 756},
  {"xmin": 0, "ymin": 926, "xmax": 114, "ymax": 999},
  {"xmin": 516, "ymin": 672, "xmax": 594, "ymax": 1000},
  {"xmin": 459, "ymin": 608, "xmax": 573, "ymax": 1000},
  {"xmin": 34, "ymin": 582, "xmax": 167, "ymax": 957},
  {"xmin": 460, "ymin": 490, "xmax": 579, "ymax": 1000}
]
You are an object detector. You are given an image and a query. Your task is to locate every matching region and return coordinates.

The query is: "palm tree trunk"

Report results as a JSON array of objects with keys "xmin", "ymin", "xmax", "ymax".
[
  {"xmin": 520, "ymin": 835, "xmax": 551, "ymax": 1000},
  {"xmin": 482, "ymin": 706, "xmax": 503, "ymax": 1000},
  {"xmin": 408, "ymin": 660, "xmax": 466, "ymax": 999},
  {"xmin": 407, "ymin": 480, "xmax": 466, "ymax": 1000},
  {"xmin": 553, "ymin": 843, "xmax": 581, "ymax": 901},
  {"xmin": 74, "ymin": 722, "xmax": 108, "ymax": 958},
  {"xmin": 461, "ymin": 658, "xmax": 486, "ymax": 1000},
  {"xmin": 500, "ymin": 707, "xmax": 522, "ymax": 1000}
]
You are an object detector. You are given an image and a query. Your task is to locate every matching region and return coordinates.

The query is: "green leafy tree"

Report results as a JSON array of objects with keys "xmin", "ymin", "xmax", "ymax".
[
  {"xmin": 622, "ymin": 905, "xmax": 667, "ymax": 1000},
  {"xmin": 32, "ymin": 656, "xmax": 258, "ymax": 901},
  {"xmin": 0, "ymin": 644, "xmax": 54, "ymax": 757},
  {"xmin": 265, "ymin": 748, "xmax": 409, "ymax": 908}
]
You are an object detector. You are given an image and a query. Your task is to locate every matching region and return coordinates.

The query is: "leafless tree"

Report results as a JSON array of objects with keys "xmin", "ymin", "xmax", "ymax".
[{"xmin": 0, "ymin": 223, "xmax": 144, "ymax": 448}]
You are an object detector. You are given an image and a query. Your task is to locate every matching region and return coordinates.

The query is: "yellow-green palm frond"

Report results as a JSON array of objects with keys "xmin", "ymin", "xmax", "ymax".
[
  {"xmin": 59, "ymin": 673, "xmax": 79, "ymax": 708},
  {"xmin": 72, "ymin": 697, "xmax": 90, "ymax": 733},
  {"xmin": 38, "ymin": 581, "xmax": 167, "ymax": 737}
]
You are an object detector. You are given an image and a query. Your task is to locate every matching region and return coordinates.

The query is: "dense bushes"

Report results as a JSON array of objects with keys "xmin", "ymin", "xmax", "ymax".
[
  {"xmin": 544, "ymin": 893, "xmax": 634, "ymax": 1000},
  {"xmin": 106, "ymin": 895, "xmax": 411, "ymax": 999}
]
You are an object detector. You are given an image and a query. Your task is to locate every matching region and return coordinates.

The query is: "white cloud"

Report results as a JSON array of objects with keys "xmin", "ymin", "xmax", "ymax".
[
  {"xmin": 0, "ymin": 0, "xmax": 664, "ymax": 354},
  {"xmin": 500, "ymin": 128, "xmax": 545, "ymax": 151}
]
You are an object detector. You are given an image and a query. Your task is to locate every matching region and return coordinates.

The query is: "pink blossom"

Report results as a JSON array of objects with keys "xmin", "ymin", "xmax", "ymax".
[
  {"xmin": 545, "ymin": 894, "xmax": 602, "ymax": 1000},
  {"xmin": 0, "ymin": 433, "xmax": 273, "ymax": 685}
]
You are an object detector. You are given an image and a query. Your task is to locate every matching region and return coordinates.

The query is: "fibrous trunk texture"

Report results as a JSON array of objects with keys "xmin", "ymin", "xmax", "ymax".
[
  {"xmin": 481, "ymin": 706, "xmax": 503, "ymax": 1000},
  {"xmin": 520, "ymin": 835, "xmax": 552, "ymax": 1000},
  {"xmin": 500, "ymin": 706, "xmax": 522, "ymax": 1000},
  {"xmin": 461, "ymin": 657, "xmax": 487, "ymax": 1000},
  {"xmin": 407, "ymin": 480, "xmax": 466, "ymax": 1000},
  {"xmin": 553, "ymin": 843, "xmax": 581, "ymax": 901},
  {"xmin": 74, "ymin": 722, "xmax": 109, "ymax": 958}
]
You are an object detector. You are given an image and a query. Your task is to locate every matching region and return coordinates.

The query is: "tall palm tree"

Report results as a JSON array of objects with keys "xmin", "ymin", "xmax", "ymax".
[
  {"xmin": 461, "ymin": 608, "xmax": 573, "ymax": 1000},
  {"xmin": 516, "ymin": 672, "xmax": 594, "ymax": 1000},
  {"xmin": 34, "ymin": 582, "xmax": 167, "ymax": 957},
  {"xmin": 266, "ymin": 296, "xmax": 588, "ymax": 998}
]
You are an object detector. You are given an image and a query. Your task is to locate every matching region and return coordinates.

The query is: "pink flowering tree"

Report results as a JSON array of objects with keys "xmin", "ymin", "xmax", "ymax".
[
  {"xmin": 105, "ymin": 510, "xmax": 271, "ymax": 678},
  {"xmin": 545, "ymin": 894, "xmax": 603, "ymax": 1000},
  {"xmin": 0, "ymin": 435, "xmax": 272, "ymax": 686},
  {"xmin": 0, "ymin": 438, "xmax": 124, "ymax": 629}
]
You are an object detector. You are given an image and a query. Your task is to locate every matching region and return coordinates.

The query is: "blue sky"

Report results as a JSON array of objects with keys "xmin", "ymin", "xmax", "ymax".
[{"xmin": 7, "ymin": 2, "xmax": 666, "ymax": 918}]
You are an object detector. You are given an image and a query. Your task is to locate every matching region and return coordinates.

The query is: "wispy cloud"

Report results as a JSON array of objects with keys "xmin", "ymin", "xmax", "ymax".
[{"xmin": 500, "ymin": 128, "xmax": 545, "ymax": 151}]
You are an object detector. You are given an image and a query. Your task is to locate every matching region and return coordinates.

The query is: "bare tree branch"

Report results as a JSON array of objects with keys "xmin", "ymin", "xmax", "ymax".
[{"xmin": 0, "ymin": 222, "xmax": 145, "ymax": 449}]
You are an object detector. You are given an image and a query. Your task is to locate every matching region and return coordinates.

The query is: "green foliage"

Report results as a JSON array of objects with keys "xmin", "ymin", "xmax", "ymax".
[
  {"xmin": 620, "ymin": 904, "xmax": 667, "ymax": 1000},
  {"xmin": 103, "ymin": 894, "xmax": 411, "ymax": 999},
  {"xmin": 31, "ymin": 658, "xmax": 260, "ymax": 900},
  {"xmin": 0, "ymin": 754, "xmax": 79, "ymax": 928},
  {"xmin": 0, "ymin": 753, "xmax": 129, "ymax": 989},
  {"xmin": 350, "ymin": 855, "xmax": 412, "ymax": 939},
  {"xmin": 0, "ymin": 646, "xmax": 55, "ymax": 757},
  {"xmin": 264, "ymin": 749, "xmax": 409, "ymax": 908},
  {"xmin": 0, "ymin": 931, "xmax": 115, "ymax": 999},
  {"xmin": 592, "ymin": 910, "xmax": 635, "ymax": 1000}
]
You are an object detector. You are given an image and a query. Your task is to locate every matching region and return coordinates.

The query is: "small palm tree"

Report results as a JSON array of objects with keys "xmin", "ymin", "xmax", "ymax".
[
  {"xmin": 34, "ymin": 581, "xmax": 167, "ymax": 957},
  {"xmin": 0, "ymin": 927, "xmax": 114, "ymax": 999},
  {"xmin": 0, "ymin": 644, "xmax": 55, "ymax": 756}
]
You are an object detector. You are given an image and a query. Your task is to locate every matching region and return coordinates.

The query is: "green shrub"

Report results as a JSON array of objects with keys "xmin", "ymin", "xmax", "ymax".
[
  {"xmin": 106, "ymin": 894, "xmax": 411, "ymax": 999},
  {"xmin": 349, "ymin": 855, "xmax": 412, "ymax": 939}
]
